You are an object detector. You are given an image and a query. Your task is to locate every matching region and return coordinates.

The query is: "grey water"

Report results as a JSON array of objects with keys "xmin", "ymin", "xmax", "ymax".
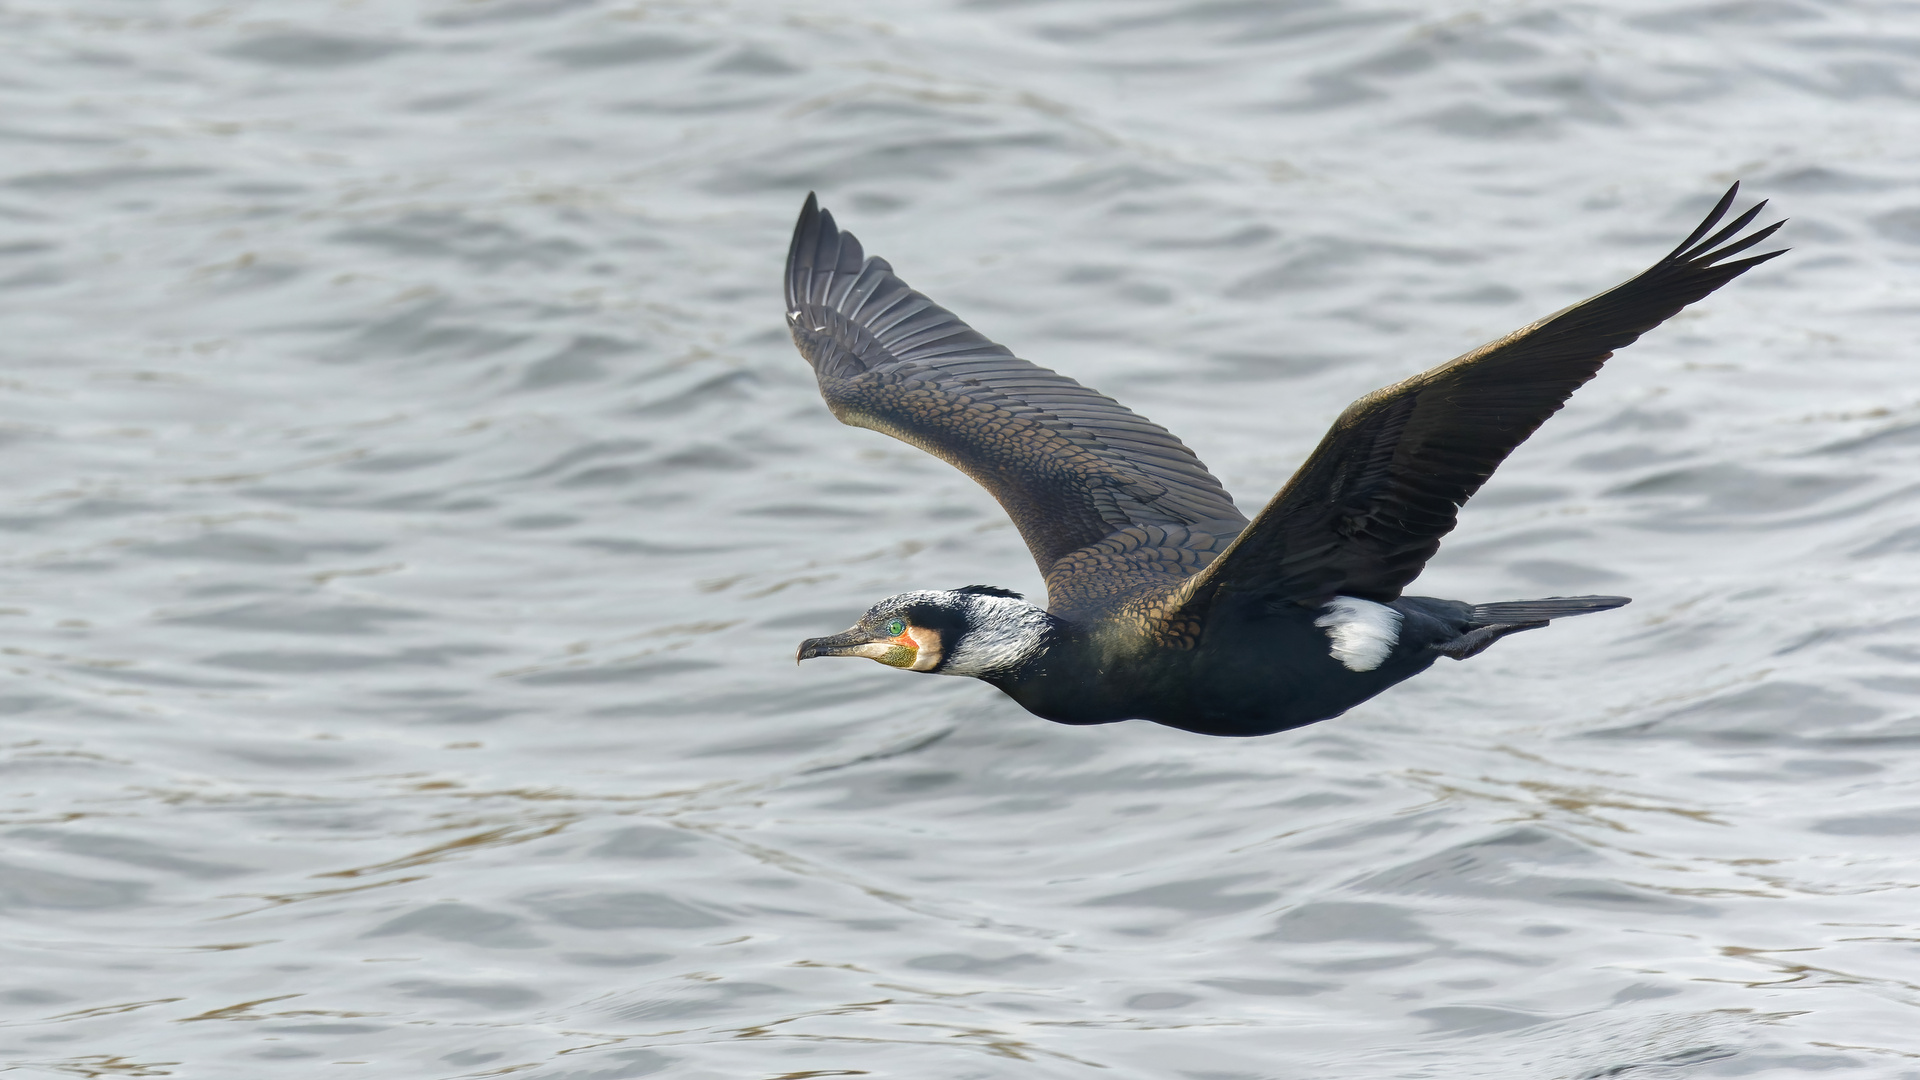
[{"xmin": 1, "ymin": 0, "xmax": 1918, "ymax": 1076}]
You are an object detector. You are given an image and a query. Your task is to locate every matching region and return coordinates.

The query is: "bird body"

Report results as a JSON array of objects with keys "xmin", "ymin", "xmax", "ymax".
[
  {"xmin": 976, "ymin": 594, "xmax": 1431, "ymax": 736},
  {"xmin": 823, "ymin": 589, "xmax": 1615, "ymax": 737},
  {"xmin": 788, "ymin": 188, "xmax": 1784, "ymax": 737}
]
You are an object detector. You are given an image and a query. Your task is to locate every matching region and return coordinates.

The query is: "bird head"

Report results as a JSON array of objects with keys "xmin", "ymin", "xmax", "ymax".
[{"xmin": 796, "ymin": 586, "xmax": 1054, "ymax": 678}]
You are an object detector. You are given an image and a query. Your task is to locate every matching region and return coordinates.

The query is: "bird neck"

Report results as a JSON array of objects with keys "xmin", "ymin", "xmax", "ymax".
[{"xmin": 980, "ymin": 619, "xmax": 1150, "ymax": 726}]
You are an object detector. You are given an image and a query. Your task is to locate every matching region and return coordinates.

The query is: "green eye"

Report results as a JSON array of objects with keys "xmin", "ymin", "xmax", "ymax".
[{"xmin": 886, "ymin": 618, "xmax": 906, "ymax": 637}]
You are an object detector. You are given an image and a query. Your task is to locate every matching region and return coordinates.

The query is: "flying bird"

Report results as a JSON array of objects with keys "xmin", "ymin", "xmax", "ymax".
[{"xmin": 787, "ymin": 187, "xmax": 1783, "ymax": 737}]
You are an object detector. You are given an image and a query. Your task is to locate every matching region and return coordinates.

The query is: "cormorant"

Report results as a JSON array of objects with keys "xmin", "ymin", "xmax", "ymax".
[{"xmin": 788, "ymin": 186, "xmax": 1784, "ymax": 737}]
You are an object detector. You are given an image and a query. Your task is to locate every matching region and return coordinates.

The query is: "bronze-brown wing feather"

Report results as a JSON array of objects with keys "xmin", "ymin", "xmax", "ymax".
[
  {"xmin": 785, "ymin": 194, "xmax": 1247, "ymax": 611},
  {"xmin": 1175, "ymin": 183, "xmax": 1785, "ymax": 619}
]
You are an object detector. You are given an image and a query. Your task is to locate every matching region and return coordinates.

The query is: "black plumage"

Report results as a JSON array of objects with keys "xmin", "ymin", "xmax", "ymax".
[{"xmin": 788, "ymin": 187, "xmax": 1784, "ymax": 737}]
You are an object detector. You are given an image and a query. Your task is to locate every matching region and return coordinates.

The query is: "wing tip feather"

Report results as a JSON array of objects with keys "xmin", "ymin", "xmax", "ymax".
[
  {"xmin": 1668, "ymin": 182, "xmax": 1785, "ymax": 272},
  {"xmin": 786, "ymin": 191, "xmax": 828, "ymax": 310},
  {"xmin": 1667, "ymin": 181, "xmax": 1740, "ymax": 257}
]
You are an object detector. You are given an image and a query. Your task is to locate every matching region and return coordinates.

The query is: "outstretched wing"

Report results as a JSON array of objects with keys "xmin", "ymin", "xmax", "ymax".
[
  {"xmin": 785, "ymin": 194, "xmax": 1247, "ymax": 610},
  {"xmin": 1175, "ymin": 183, "xmax": 1785, "ymax": 619}
]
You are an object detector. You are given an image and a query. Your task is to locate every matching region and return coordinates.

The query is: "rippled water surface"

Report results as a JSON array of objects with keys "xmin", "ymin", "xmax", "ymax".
[{"xmin": 3, "ymin": 0, "xmax": 1920, "ymax": 1076}]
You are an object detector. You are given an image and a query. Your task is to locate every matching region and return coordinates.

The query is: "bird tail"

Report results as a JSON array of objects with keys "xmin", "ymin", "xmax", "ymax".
[
  {"xmin": 1466, "ymin": 595, "xmax": 1630, "ymax": 626},
  {"xmin": 1435, "ymin": 595, "xmax": 1630, "ymax": 661}
]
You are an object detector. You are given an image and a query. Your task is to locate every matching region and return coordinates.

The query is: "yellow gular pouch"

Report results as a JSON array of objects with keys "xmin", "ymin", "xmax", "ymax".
[
  {"xmin": 836, "ymin": 641, "xmax": 910, "ymax": 666},
  {"xmin": 842, "ymin": 627, "xmax": 942, "ymax": 671}
]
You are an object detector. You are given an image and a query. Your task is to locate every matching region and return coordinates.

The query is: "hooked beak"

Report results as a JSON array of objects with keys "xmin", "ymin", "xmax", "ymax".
[
  {"xmin": 796, "ymin": 626, "xmax": 917, "ymax": 668},
  {"xmin": 796, "ymin": 626, "xmax": 877, "ymax": 662}
]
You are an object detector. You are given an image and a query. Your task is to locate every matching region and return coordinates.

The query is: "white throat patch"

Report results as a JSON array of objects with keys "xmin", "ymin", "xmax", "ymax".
[{"xmin": 1314, "ymin": 596, "xmax": 1402, "ymax": 673}]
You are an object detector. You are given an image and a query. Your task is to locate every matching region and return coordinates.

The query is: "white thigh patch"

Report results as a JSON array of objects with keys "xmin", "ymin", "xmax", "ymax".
[{"xmin": 1314, "ymin": 597, "xmax": 1403, "ymax": 672}]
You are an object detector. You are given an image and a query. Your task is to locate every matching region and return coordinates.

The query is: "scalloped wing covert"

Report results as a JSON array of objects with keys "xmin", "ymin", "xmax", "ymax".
[{"xmin": 785, "ymin": 194, "xmax": 1247, "ymax": 616}]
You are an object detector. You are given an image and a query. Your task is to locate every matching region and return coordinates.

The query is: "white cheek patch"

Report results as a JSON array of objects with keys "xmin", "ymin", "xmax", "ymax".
[
  {"xmin": 906, "ymin": 627, "xmax": 943, "ymax": 672},
  {"xmin": 1314, "ymin": 597, "xmax": 1402, "ymax": 673}
]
